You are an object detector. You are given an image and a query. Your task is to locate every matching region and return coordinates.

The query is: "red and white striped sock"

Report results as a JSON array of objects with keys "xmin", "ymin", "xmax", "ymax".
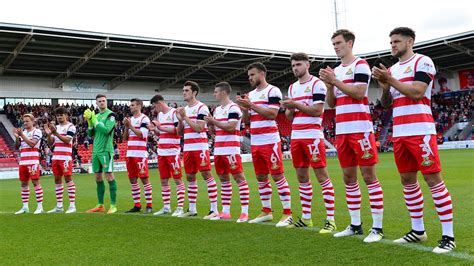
[
  {"xmin": 258, "ymin": 180, "xmax": 272, "ymax": 213},
  {"xmin": 299, "ymin": 182, "xmax": 313, "ymax": 219},
  {"xmin": 221, "ymin": 181, "xmax": 232, "ymax": 214},
  {"xmin": 429, "ymin": 181, "xmax": 454, "ymax": 238},
  {"xmin": 144, "ymin": 183, "xmax": 153, "ymax": 208},
  {"xmin": 403, "ymin": 182, "xmax": 425, "ymax": 232},
  {"xmin": 276, "ymin": 177, "xmax": 292, "ymax": 215},
  {"xmin": 177, "ymin": 183, "xmax": 185, "ymax": 208},
  {"xmin": 21, "ymin": 186, "xmax": 30, "ymax": 208},
  {"xmin": 367, "ymin": 180, "xmax": 384, "ymax": 229},
  {"xmin": 34, "ymin": 184, "xmax": 43, "ymax": 208},
  {"xmin": 206, "ymin": 177, "xmax": 218, "ymax": 213},
  {"xmin": 66, "ymin": 181, "xmax": 76, "ymax": 208},
  {"xmin": 345, "ymin": 182, "xmax": 361, "ymax": 226},
  {"xmin": 55, "ymin": 183, "xmax": 64, "ymax": 208},
  {"xmin": 320, "ymin": 178, "xmax": 335, "ymax": 221},
  {"xmin": 161, "ymin": 184, "xmax": 171, "ymax": 209},
  {"xmin": 188, "ymin": 181, "xmax": 198, "ymax": 213},
  {"xmin": 238, "ymin": 180, "xmax": 249, "ymax": 215},
  {"xmin": 299, "ymin": 181, "xmax": 312, "ymax": 219},
  {"xmin": 131, "ymin": 182, "xmax": 141, "ymax": 208}
]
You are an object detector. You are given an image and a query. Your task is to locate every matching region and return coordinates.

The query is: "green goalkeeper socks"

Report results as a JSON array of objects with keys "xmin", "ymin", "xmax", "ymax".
[
  {"xmin": 108, "ymin": 179, "xmax": 117, "ymax": 205},
  {"xmin": 96, "ymin": 181, "xmax": 105, "ymax": 205}
]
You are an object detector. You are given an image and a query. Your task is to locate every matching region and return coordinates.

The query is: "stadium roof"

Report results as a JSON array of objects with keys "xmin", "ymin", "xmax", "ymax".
[{"xmin": 0, "ymin": 22, "xmax": 473, "ymax": 91}]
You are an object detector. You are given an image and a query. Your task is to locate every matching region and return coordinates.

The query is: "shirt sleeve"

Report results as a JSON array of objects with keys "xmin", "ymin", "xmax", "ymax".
[
  {"xmin": 312, "ymin": 80, "xmax": 327, "ymax": 105},
  {"xmin": 140, "ymin": 116, "xmax": 150, "ymax": 138},
  {"xmin": 414, "ymin": 56, "xmax": 436, "ymax": 84},
  {"xmin": 228, "ymin": 105, "xmax": 242, "ymax": 121},
  {"xmin": 268, "ymin": 87, "xmax": 282, "ymax": 109},
  {"xmin": 197, "ymin": 105, "xmax": 210, "ymax": 120},
  {"xmin": 66, "ymin": 125, "xmax": 76, "ymax": 139},
  {"xmin": 354, "ymin": 60, "xmax": 371, "ymax": 85}
]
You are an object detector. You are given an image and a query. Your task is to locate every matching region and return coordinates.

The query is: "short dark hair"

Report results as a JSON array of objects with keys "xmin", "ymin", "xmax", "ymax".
[
  {"xmin": 331, "ymin": 29, "xmax": 356, "ymax": 44},
  {"xmin": 290, "ymin": 52, "xmax": 309, "ymax": 62},
  {"xmin": 150, "ymin": 94, "xmax": 164, "ymax": 104},
  {"xmin": 130, "ymin": 98, "xmax": 143, "ymax": 106},
  {"xmin": 215, "ymin": 81, "xmax": 232, "ymax": 94},
  {"xmin": 247, "ymin": 62, "xmax": 267, "ymax": 73},
  {"xmin": 183, "ymin": 80, "xmax": 200, "ymax": 96},
  {"xmin": 54, "ymin": 106, "xmax": 69, "ymax": 116},
  {"xmin": 389, "ymin": 27, "xmax": 416, "ymax": 40},
  {"xmin": 96, "ymin": 94, "xmax": 106, "ymax": 99}
]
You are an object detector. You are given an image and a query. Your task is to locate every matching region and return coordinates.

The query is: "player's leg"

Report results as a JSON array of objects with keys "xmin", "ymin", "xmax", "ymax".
[
  {"xmin": 231, "ymin": 159, "xmax": 249, "ymax": 223},
  {"xmin": 48, "ymin": 160, "xmax": 65, "ymax": 213},
  {"xmin": 314, "ymin": 167, "xmax": 337, "ymax": 233},
  {"xmin": 289, "ymin": 139, "xmax": 313, "ymax": 228},
  {"xmin": 141, "ymin": 177, "xmax": 153, "ymax": 214},
  {"xmin": 87, "ymin": 153, "xmax": 106, "ymax": 212},
  {"xmin": 104, "ymin": 152, "xmax": 117, "ymax": 214},
  {"xmin": 360, "ymin": 165, "xmax": 384, "ymax": 242},
  {"xmin": 249, "ymin": 146, "xmax": 273, "ymax": 224},
  {"xmin": 334, "ymin": 134, "xmax": 363, "ymax": 237},
  {"xmin": 172, "ymin": 177, "xmax": 186, "ymax": 217},
  {"xmin": 125, "ymin": 157, "xmax": 142, "ymax": 213},
  {"xmin": 31, "ymin": 174, "xmax": 44, "ymax": 214},
  {"xmin": 64, "ymin": 174, "xmax": 76, "ymax": 214},
  {"xmin": 16, "ymin": 167, "xmax": 30, "ymax": 214},
  {"xmin": 199, "ymin": 150, "xmax": 218, "ymax": 219},
  {"xmin": 210, "ymin": 155, "xmax": 231, "ymax": 220},
  {"xmin": 267, "ymin": 143, "xmax": 291, "ymax": 227},
  {"xmin": 179, "ymin": 151, "xmax": 199, "ymax": 217},
  {"xmin": 155, "ymin": 177, "xmax": 172, "ymax": 215}
]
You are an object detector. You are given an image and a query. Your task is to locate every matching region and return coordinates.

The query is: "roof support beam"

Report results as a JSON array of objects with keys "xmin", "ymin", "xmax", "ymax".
[
  {"xmin": 108, "ymin": 45, "xmax": 173, "ymax": 89},
  {"xmin": 53, "ymin": 38, "xmax": 108, "ymax": 88},
  {"xmin": 158, "ymin": 50, "xmax": 228, "ymax": 89},
  {"xmin": 444, "ymin": 40, "xmax": 473, "ymax": 57},
  {"xmin": 0, "ymin": 31, "xmax": 33, "ymax": 74}
]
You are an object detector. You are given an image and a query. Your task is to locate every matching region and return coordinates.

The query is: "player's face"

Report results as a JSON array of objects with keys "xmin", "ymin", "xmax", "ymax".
[
  {"xmin": 152, "ymin": 102, "xmax": 162, "ymax": 112},
  {"xmin": 22, "ymin": 117, "xmax": 33, "ymax": 129},
  {"xmin": 390, "ymin": 34, "xmax": 411, "ymax": 58},
  {"xmin": 182, "ymin": 86, "xmax": 195, "ymax": 102},
  {"xmin": 332, "ymin": 35, "xmax": 351, "ymax": 58},
  {"xmin": 96, "ymin": 97, "xmax": 107, "ymax": 109},
  {"xmin": 129, "ymin": 101, "xmax": 141, "ymax": 114},
  {"xmin": 56, "ymin": 114, "xmax": 67, "ymax": 123},
  {"xmin": 213, "ymin": 87, "xmax": 224, "ymax": 102},
  {"xmin": 291, "ymin": 60, "xmax": 310, "ymax": 78},
  {"xmin": 247, "ymin": 68, "xmax": 262, "ymax": 88}
]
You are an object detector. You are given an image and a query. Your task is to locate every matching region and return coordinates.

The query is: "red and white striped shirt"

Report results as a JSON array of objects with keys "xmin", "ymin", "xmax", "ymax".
[
  {"xmin": 248, "ymin": 84, "xmax": 282, "ymax": 145},
  {"xmin": 19, "ymin": 128, "xmax": 42, "ymax": 166},
  {"xmin": 288, "ymin": 76, "xmax": 326, "ymax": 140},
  {"xmin": 334, "ymin": 57, "xmax": 373, "ymax": 135},
  {"xmin": 183, "ymin": 101, "xmax": 209, "ymax": 152},
  {"xmin": 157, "ymin": 108, "xmax": 181, "ymax": 156},
  {"xmin": 213, "ymin": 101, "xmax": 242, "ymax": 155},
  {"xmin": 126, "ymin": 114, "xmax": 150, "ymax": 158},
  {"xmin": 52, "ymin": 122, "xmax": 76, "ymax": 161},
  {"xmin": 389, "ymin": 53, "xmax": 436, "ymax": 137}
]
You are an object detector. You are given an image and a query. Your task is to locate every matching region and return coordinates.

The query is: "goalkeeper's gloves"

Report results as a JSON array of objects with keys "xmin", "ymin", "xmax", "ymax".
[
  {"xmin": 83, "ymin": 109, "xmax": 93, "ymax": 128},
  {"xmin": 90, "ymin": 111, "xmax": 98, "ymax": 127}
]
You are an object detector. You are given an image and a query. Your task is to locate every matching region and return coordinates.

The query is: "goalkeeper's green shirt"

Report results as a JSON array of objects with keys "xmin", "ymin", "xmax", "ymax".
[{"xmin": 87, "ymin": 108, "xmax": 116, "ymax": 154}]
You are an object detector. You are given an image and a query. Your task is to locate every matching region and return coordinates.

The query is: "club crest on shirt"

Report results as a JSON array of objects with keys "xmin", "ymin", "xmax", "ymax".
[
  {"xmin": 166, "ymin": 116, "xmax": 172, "ymax": 121},
  {"xmin": 404, "ymin": 66, "xmax": 413, "ymax": 74},
  {"xmin": 304, "ymin": 86, "xmax": 311, "ymax": 93},
  {"xmin": 345, "ymin": 68, "xmax": 353, "ymax": 75},
  {"xmin": 192, "ymin": 109, "xmax": 197, "ymax": 115},
  {"xmin": 223, "ymin": 111, "xmax": 228, "ymax": 116},
  {"xmin": 259, "ymin": 94, "xmax": 265, "ymax": 99}
]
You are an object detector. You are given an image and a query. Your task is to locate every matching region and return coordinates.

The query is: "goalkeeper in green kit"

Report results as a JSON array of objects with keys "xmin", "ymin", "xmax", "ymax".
[{"xmin": 84, "ymin": 94, "xmax": 118, "ymax": 214}]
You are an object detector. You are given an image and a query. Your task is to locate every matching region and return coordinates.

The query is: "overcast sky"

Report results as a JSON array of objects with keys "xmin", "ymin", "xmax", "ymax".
[{"xmin": 1, "ymin": 0, "xmax": 473, "ymax": 55}]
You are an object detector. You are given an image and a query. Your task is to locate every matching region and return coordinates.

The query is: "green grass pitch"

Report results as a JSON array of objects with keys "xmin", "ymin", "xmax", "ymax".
[{"xmin": 1, "ymin": 149, "xmax": 473, "ymax": 264}]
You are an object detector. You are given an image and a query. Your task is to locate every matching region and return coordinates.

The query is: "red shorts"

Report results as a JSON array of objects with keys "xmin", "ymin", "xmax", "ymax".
[
  {"xmin": 393, "ymin": 134, "xmax": 442, "ymax": 175},
  {"xmin": 19, "ymin": 164, "xmax": 40, "ymax": 182},
  {"xmin": 291, "ymin": 138, "xmax": 327, "ymax": 169},
  {"xmin": 158, "ymin": 155, "xmax": 182, "ymax": 179},
  {"xmin": 251, "ymin": 143, "xmax": 284, "ymax": 175},
  {"xmin": 126, "ymin": 157, "xmax": 149, "ymax": 179},
  {"xmin": 336, "ymin": 132, "xmax": 378, "ymax": 168},
  {"xmin": 214, "ymin": 154, "xmax": 243, "ymax": 175},
  {"xmin": 52, "ymin": 160, "xmax": 73, "ymax": 177},
  {"xmin": 183, "ymin": 150, "xmax": 211, "ymax": 174}
]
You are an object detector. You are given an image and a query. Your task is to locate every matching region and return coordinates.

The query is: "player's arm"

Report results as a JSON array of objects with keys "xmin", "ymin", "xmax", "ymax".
[
  {"xmin": 250, "ymin": 103, "xmax": 279, "ymax": 120},
  {"xmin": 13, "ymin": 129, "xmax": 20, "ymax": 149},
  {"xmin": 158, "ymin": 112, "xmax": 179, "ymax": 134},
  {"xmin": 240, "ymin": 107, "xmax": 250, "ymax": 124},
  {"xmin": 332, "ymin": 81, "xmax": 367, "ymax": 101},
  {"xmin": 128, "ymin": 122, "xmax": 145, "ymax": 139},
  {"xmin": 384, "ymin": 78, "xmax": 430, "ymax": 101},
  {"xmin": 176, "ymin": 120, "xmax": 184, "ymax": 136},
  {"xmin": 19, "ymin": 131, "xmax": 39, "ymax": 148},
  {"xmin": 285, "ymin": 108, "xmax": 295, "ymax": 121},
  {"xmin": 53, "ymin": 127, "xmax": 74, "ymax": 144},
  {"xmin": 325, "ymin": 84, "xmax": 336, "ymax": 108},
  {"xmin": 93, "ymin": 113, "xmax": 116, "ymax": 134},
  {"xmin": 184, "ymin": 116, "xmax": 206, "ymax": 132},
  {"xmin": 123, "ymin": 125, "xmax": 129, "ymax": 140},
  {"xmin": 213, "ymin": 118, "xmax": 239, "ymax": 133},
  {"xmin": 380, "ymin": 85, "xmax": 393, "ymax": 109}
]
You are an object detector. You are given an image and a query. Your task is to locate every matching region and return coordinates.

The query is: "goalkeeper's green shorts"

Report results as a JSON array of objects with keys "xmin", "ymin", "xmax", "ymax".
[{"xmin": 92, "ymin": 152, "xmax": 114, "ymax": 173}]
